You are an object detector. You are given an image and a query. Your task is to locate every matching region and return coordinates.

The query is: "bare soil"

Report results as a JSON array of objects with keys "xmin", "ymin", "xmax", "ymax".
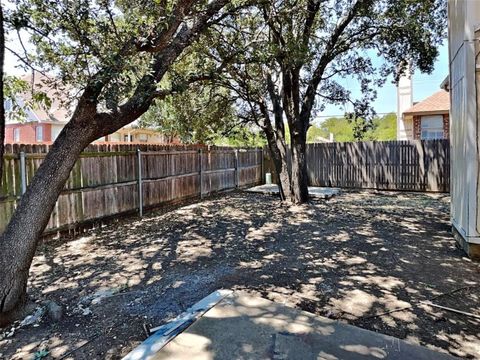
[{"xmin": 1, "ymin": 190, "xmax": 479, "ymax": 359}]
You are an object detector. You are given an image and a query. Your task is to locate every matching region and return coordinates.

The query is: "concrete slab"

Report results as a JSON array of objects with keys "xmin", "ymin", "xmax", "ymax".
[
  {"xmin": 150, "ymin": 292, "xmax": 457, "ymax": 360},
  {"xmin": 246, "ymin": 184, "xmax": 341, "ymax": 199}
]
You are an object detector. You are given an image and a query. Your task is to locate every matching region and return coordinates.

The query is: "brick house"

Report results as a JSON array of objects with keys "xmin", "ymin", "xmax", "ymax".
[
  {"xmin": 5, "ymin": 120, "xmax": 65, "ymax": 144},
  {"xmin": 4, "ymin": 73, "xmax": 180, "ymax": 145},
  {"xmin": 402, "ymin": 90, "xmax": 450, "ymax": 140}
]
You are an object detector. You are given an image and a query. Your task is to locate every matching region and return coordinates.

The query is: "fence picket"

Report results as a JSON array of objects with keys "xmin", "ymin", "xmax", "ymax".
[
  {"xmin": 0, "ymin": 145, "xmax": 263, "ymax": 235},
  {"xmin": 263, "ymin": 139, "xmax": 449, "ymax": 193}
]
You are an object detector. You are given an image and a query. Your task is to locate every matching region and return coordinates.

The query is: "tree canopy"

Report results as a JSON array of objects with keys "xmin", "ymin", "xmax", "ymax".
[
  {"xmin": 186, "ymin": 0, "xmax": 446, "ymax": 202},
  {"xmin": 308, "ymin": 112, "xmax": 397, "ymax": 142}
]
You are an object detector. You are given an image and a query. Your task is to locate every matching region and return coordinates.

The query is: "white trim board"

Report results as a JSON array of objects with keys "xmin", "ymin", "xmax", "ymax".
[
  {"xmin": 122, "ymin": 289, "xmax": 233, "ymax": 360},
  {"xmin": 452, "ymin": 221, "xmax": 480, "ymax": 244}
]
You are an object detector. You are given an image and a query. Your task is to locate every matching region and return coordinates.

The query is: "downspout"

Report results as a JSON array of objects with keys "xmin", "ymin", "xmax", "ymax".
[{"xmin": 475, "ymin": 28, "xmax": 480, "ymax": 234}]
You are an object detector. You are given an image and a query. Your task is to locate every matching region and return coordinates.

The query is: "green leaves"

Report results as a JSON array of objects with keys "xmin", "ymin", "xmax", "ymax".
[
  {"xmin": 311, "ymin": 113, "xmax": 397, "ymax": 142},
  {"xmin": 3, "ymin": 75, "xmax": 51, "ymax": 122}
]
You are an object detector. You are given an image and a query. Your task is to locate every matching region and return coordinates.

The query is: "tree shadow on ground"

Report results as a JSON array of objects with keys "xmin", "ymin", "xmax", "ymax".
[{"xmin": 1, "ymin": 190, "xmax": 479, "ymax": 359}]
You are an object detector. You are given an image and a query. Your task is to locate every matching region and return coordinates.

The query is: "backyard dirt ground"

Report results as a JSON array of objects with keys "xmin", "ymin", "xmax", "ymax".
[{"xmin": 1, "ymin": 190, "xmax": 479, "ymax": 359}]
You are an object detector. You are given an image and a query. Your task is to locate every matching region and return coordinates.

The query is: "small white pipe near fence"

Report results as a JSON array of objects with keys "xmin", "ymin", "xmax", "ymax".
[
  {"xmin": 20, "ymin": 151, "xmax": 27, "ymax": 195},
  {"xmin": 137, "ymin": 149, "xmax": 143, "ymax": 217}
]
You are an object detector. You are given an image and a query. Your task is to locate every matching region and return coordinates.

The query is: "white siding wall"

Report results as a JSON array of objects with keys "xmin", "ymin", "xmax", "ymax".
[
  {"xmin": 51, "ymin": 124, "xmax": 65, "ymax": 141},
  {"xmin": 397, "ymin": 70, "xmax": 413, "ymax": 140},
  {"xmin": 109, "ymin": 132, "xmax": 121, "ymax": 142},
  {"xmin": 449, "ymin": 0, "xmax": 480, "ymax": 243}
]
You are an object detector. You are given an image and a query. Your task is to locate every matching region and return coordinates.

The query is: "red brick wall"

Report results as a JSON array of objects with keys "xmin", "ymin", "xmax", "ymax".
[
  {"xmin": 5, "ymin": 123, "xmax": 52, "ymax": 143},
  {"xmin": 413, "ymin": 115, "xmax": 421, "ymax": 139},
  {"xmin": 412, "ymin": 113, "xmax": 449, "ymax": 140},
  {"xmin": 443, "ymin": 114, "xmax": 449, "ymax": 139}
]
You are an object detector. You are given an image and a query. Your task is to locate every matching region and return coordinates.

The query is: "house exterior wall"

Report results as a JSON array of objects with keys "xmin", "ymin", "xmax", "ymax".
[
  {"xmin": 448, "ymin": 0, "xmax": 480, "ymax": 258},
  {"xmin": 412, "ymin": 113, "xmax": 449, "ymax": 140},
  {"xmin": 400, "ymin": 116, "xmax": 414, "ymax": 140},
  {"xmin": 396, "ymin": 67, "xmax": 413, "ymax": 140},
  {"xmin": 51, "ymin": 124, "xmax": 65, "ymax": 141},
  {"xmin": 443, "ymin": 113, "xmax": 450, "ymax": 139},
  {"xmin": 4, "ymin": 123, "xmax": 52, "ymax": 143},
  {"xmin": 3, "ymin": 122, "xmax": 179, "ymax": 145}
]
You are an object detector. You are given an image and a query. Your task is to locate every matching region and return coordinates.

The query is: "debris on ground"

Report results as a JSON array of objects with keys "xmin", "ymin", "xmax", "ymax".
[
  {"xmin": 1, "ymin": 191, "xmax": 479, "ymax": 359},
  {"xmin": 20, "ymin": 306, "xmax": 45, "ymax": 327}
]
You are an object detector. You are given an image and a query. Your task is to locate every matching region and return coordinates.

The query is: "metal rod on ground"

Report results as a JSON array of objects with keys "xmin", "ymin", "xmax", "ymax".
[
  {"xmin": 419, "ymin": 301, "xmax": 480, "ymax": 320},
  {"xmin": 357, "ymin": 285, "xmax": 479, "ymax": 321},
  {"xmin": 137, "ymin": 148, "xmax": 143, "ymax": 217},
  {"xmin": 199, "ymin": 149, "xmax": 203, "ymax": 199},
  {"xmin": 20, "ymin": 151, "xmax": 27, "ymax": 195}
]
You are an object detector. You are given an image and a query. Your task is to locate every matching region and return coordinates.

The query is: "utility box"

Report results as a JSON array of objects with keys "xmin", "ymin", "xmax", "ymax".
[{"xmin": 448, "ymin": 0, "xmax": 480, "ymax": 259}]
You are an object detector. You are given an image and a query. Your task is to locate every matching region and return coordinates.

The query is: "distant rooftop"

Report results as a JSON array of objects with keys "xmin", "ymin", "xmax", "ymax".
[
  {"xmin": 403, "ymin": 90, "xmax": 450, "ymax": 115},
  {"xmin": 6, "ymin": 72, "xmax": 71, "ymax": 124}
]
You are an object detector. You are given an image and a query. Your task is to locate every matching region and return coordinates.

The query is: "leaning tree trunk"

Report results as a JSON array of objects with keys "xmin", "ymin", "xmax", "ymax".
[
  {"xmin": 290, "ymin": 131, "xmax": 309, "ymax": 204},
  {"xmin": 0, "ymin": 111, "xmax": 98, "ymax": 325},
  {"xmin": 0, "ymin": 3, "xmax": 5, "ymax": 182}
]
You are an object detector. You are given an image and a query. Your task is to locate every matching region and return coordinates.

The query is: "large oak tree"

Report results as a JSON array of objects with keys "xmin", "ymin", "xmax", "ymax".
[
  {"xmin": 0, "ymin": 0, "xmax": 235, "ymax": 324},
  {"xmin": 202, "ymin": 0, "xmax": 446, "ymax": 203}
]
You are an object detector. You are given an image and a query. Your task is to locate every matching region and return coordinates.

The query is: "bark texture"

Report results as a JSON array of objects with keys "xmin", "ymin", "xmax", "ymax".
[
  {"xmin": 0, "ymin": 114, "xmax": 97, "ymax": 325},
  {"xmin": 290, "ymin": 131, "xmax": 309, "ymax": 204},
  {"xmin": 0, "ymin": 4, "xmax": 5, "ymax": 182}
]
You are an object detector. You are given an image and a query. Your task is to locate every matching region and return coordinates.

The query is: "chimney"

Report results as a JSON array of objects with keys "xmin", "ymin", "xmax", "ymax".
[{"xmin": 396, "ymin": 64, "xmax": 413, "ymax": 140}]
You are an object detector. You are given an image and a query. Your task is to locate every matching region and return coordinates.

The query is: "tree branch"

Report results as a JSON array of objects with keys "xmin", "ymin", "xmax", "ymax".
[{"xmin": 300, "ymin": 0, "xmax": 371, "ymax": 126}]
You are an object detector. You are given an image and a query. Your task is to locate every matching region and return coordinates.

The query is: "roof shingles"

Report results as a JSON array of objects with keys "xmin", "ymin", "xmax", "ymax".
[{"xmin": 403, "ymin": 90, "xmax": 450, "ymax": 115}]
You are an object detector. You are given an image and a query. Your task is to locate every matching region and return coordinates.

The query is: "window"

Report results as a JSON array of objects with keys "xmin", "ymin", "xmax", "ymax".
[
  {"xmin": 4, "ymin": 99, "xmax": 12, "ymax": 112},
  {"xmin": 420, "ymin": 115, "xmax": 444, "ymax": 140},
  {"xmin": 36, "ymin": 126, "xmax": 44, "ymax": 142},
  {"xmin": 138, "ymin": 133, "xmax": 148, "ymax": 142},
  {"xmin": 13, "ymin": 128, "xmax": 20, "ymax": 142},
  {"xmin": 123, "ymin": 134, "xmax": 132, "ymax": 142}
]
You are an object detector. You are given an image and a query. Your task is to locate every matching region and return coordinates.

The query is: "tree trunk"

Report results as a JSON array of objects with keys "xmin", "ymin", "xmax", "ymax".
[
  {"xmin": 290, "ymin": 131, "xmax": 309, "ymax": 204},
  {"xmin": 275, "ymin": 137, "xmax": 291, "ymax": 200},
  {"xmin": 0, "ymin": 113, "xmax": 98, "ymax": 325},
  {"xmin": 0, "ymin": 3, "xmax": 5, "ymax": 182},
  {"xmin": 265, "ymin": 135, "xmax": 291, "ymax": 200},
  {"xmin": 263, "ymin": 73, "xmax": 291, "ymax": 199}
]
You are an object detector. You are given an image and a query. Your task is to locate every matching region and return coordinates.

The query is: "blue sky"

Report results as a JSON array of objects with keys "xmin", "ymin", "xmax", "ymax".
[
  {"xmin": 319, "ymin": 43, "xmax": 449, "ymax": 121},
  {"xmin": 5, "ymin": 35, "xmax": 448, "ymax": 123}
]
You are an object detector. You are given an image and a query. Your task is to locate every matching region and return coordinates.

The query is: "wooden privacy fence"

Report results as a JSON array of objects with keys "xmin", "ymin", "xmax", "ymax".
[
  {"xmin": 0, "ymin": 144, "xmax": 263, "ymax": 235},
  {"xmin": 265, "ymin": 139, "xmax": 450, "ymax": 192}
]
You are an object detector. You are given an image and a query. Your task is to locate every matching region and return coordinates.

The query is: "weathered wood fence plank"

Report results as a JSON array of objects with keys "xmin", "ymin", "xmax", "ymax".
[
  {"xmin": 265, "ymin": 139, "xmax": 449, "ymax": 193},
  {"xmin": 0, "ymin": 145, "xmax": 263, "ymax": 235}
]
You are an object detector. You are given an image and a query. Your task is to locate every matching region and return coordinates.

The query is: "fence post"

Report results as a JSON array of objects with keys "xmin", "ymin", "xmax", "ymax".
[
  {"xmin": 373, "ymin": 142, "xmax": 377, "ymax": 190},
  {"xmin": 235, "ymin": 149, "xmax": 239, "ymax": 188},
  {"xmin": 137, "ymin": 148, "xmax": 143, "ymax": 217},
  {"xmin": 199, "ymin": 149, "xmax": 203, "ymax": 199},
  {"xmin": 20, "ymin": 151, "xmax": 27, "ymax": 195},
  {"xmin": 260, "ymin": 147, "xmax": 264, "ymax": 184}
]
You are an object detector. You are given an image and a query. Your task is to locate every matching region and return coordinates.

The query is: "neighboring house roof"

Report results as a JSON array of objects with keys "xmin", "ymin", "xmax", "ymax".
[
  {"xmin": 440, "ymin": 75, "xmax": 449, "ymax": 92},
  {"xmin": 403, "ymin": 90, "xmax": 450, "ymax": 115},
  {"xmin": 6, "ymin": 72, "xmax": 71, "ymax": 124}
]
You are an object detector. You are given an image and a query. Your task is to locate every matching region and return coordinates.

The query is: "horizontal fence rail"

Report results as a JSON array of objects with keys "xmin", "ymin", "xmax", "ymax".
[
  {"xmin": 0, "ymin": 144, "xmax": 263, "ymax": 235},
  {"xmin": 264, "ymin": 139, "xmax": 450, "ymax": 193}
]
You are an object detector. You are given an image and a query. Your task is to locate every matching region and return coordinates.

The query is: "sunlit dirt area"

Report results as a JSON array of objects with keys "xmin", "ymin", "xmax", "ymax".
[{"xmin": 1, "ymin": 190, "xmax": 479, "ymax": 359}]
